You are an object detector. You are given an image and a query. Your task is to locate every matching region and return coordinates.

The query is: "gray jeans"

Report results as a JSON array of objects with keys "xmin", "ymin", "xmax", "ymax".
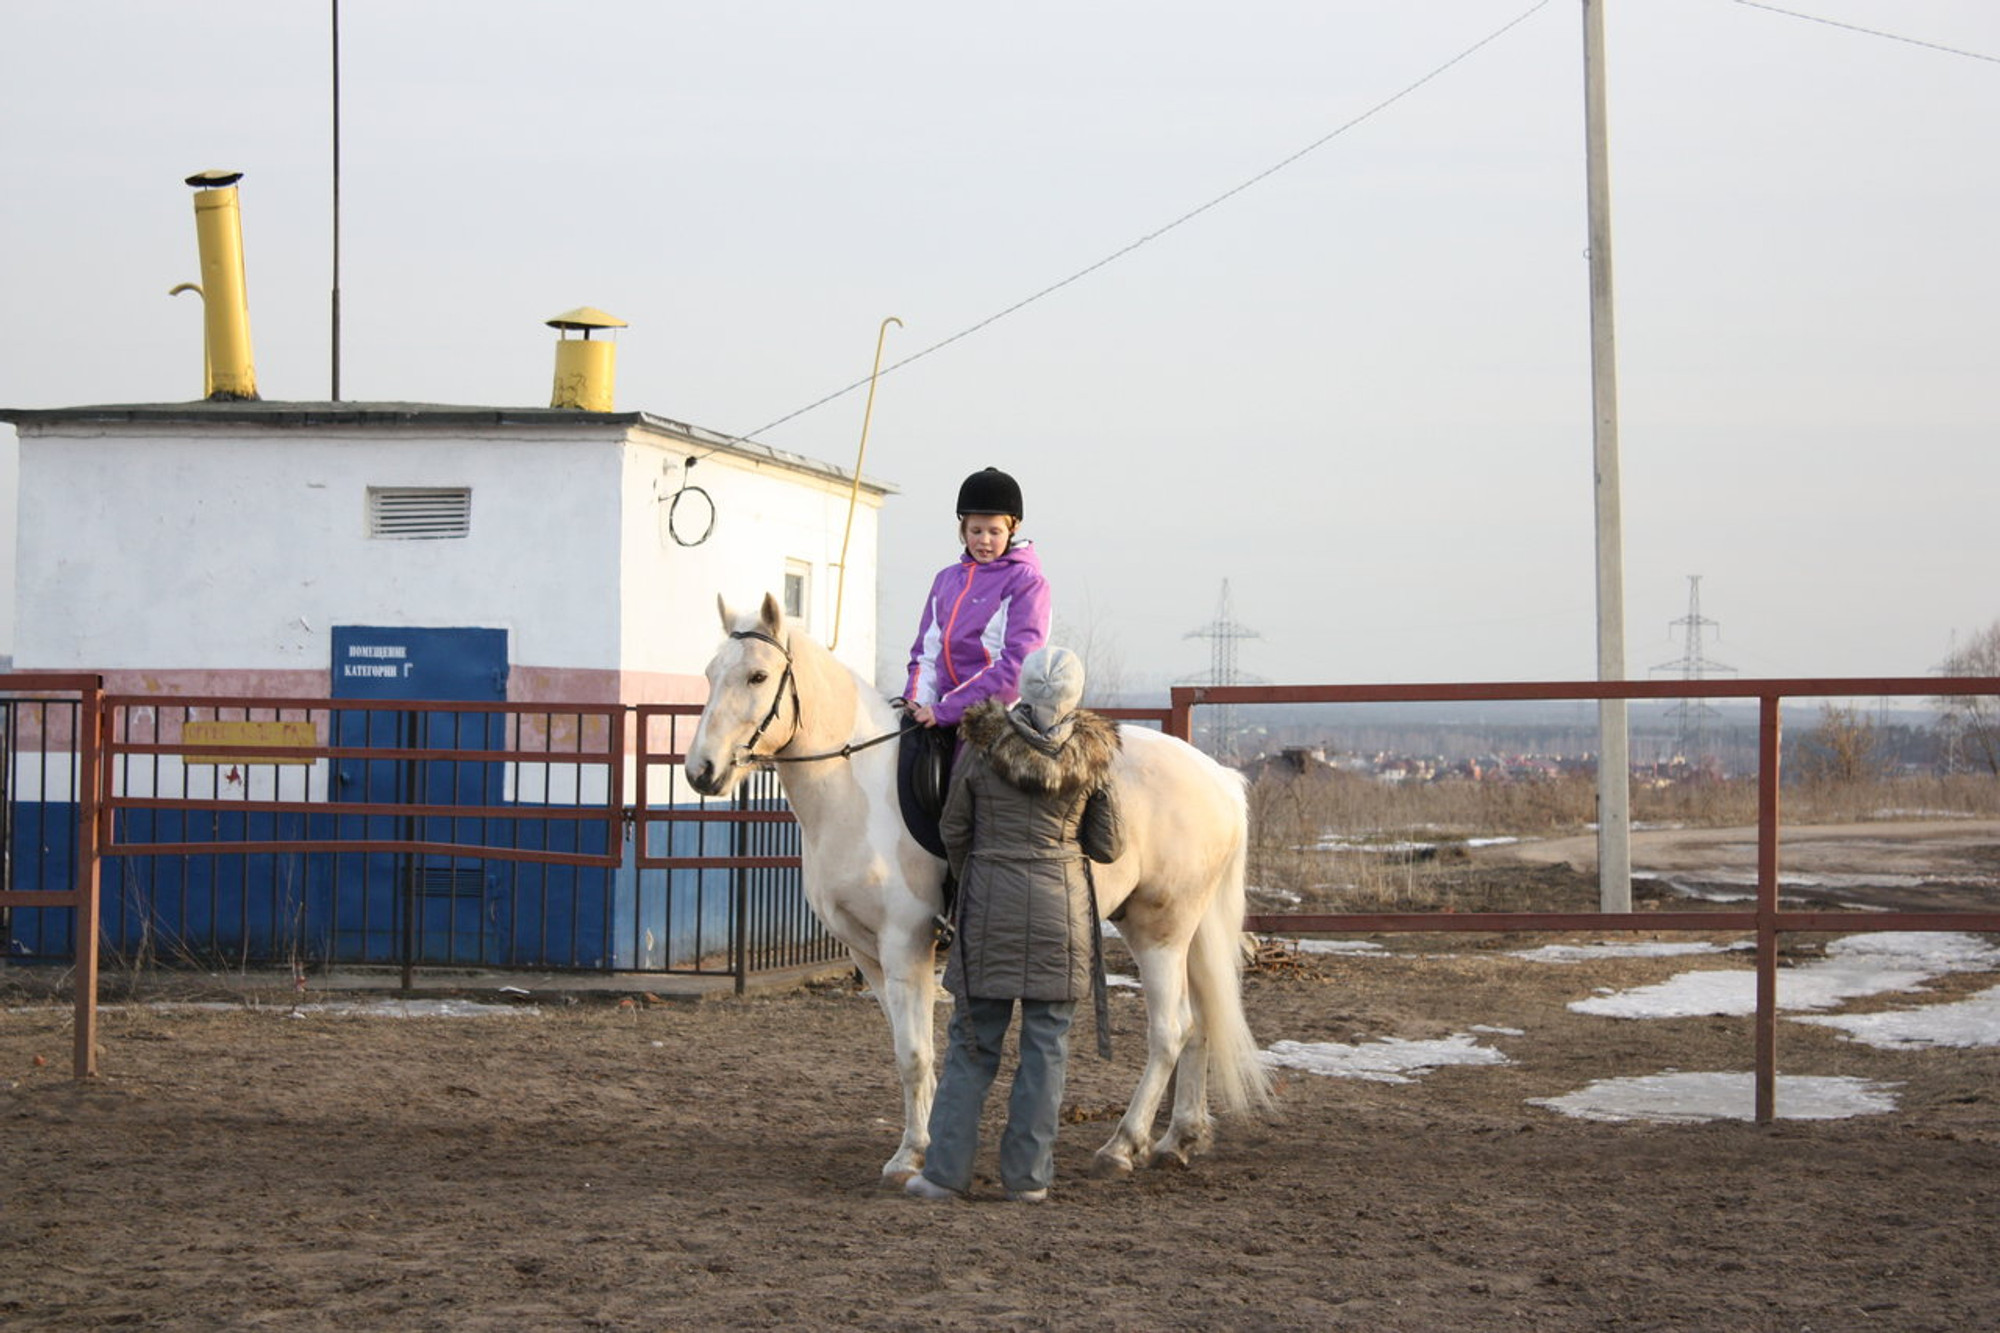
[{"xmin": 921, "ymin": 995, "xmax": 1077, "ymax": 1194}]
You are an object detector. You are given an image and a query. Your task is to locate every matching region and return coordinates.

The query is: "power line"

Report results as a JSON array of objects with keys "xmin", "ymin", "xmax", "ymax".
[
  {"xmin": 1733, "ymin": 1, "xmax": 2000, "ymax": 65},
  {"xmin": 698, "ymin": 0, "xmax": 1554, "ymax": 458}
]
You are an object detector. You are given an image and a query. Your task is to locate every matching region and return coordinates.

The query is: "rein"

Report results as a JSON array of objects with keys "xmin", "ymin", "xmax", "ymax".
[{"xmin": 729, "ymin": 628, "xmax": 916, "ymax": 766}]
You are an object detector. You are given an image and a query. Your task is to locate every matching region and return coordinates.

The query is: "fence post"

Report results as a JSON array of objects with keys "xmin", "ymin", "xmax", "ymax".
[
  {"xmin": 731, "ymin": 783, "xmax": 750, "ymax": 995},
  {"xmin": 72, "ymin": 683, "xmax": 106, "ymax": 1079},
  {"xmin": 1754, "ymin": 694, "xmax": 1782, "ymax": 1125}
]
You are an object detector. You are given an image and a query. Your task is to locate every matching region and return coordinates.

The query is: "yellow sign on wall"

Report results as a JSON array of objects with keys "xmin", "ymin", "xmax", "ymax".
[{"xmin": 182, "ymin": 720, "xmax": 317, "ymax": 766}]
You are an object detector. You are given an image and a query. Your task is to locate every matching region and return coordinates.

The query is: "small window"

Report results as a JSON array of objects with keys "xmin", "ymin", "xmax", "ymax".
[
  {"xmin": 783, "ymin": 560, "xmax": 811, "ymax": 628},
  {"xmin": 368, "ymin": 487, "xmax": 471, "ymax": 540}
]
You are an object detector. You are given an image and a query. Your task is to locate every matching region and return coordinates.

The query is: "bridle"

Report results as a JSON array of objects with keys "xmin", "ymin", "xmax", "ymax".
[
  {"xmin": 728, "ymin": 628, "xmax": 801, "ymax": 763},
  {"xmin": 727, "ymin": 628, "xmax": 914, "ymax": 767}
]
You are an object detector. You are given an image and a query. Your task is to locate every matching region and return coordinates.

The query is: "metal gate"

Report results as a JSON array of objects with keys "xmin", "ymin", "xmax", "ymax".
[{"xmin": 0, "ymin": 687, "xmax": 832, "ymax": 991}]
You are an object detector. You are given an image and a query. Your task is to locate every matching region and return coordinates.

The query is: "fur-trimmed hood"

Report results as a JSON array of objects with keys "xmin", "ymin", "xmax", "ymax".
[{"xmin": 958, "ymin": 699, "xmax": 1121, "ymax": 797}]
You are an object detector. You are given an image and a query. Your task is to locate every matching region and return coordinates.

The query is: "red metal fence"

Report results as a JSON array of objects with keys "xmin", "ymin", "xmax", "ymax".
[
  {"xmin": 103, "ymin": 695, "xmax": 625, "ymax": 864},
  {"xmin": 1, "ymin": 685, "xmax": 832, "ymax": 1076},
  {"xmin": 631, "ymin": 704, "xmax": 842, "ymax": 980},
  {"xmin": 1191, "ymin": 675, "xmax": 2000, "ymax": 1124},
  {"xmin": 8, "ymin": 672, "xmax": 1998, "ymax": 1125},
  {"xmin": 0, "ymin": 675, "xmax": 106, "ymax": 1079}
]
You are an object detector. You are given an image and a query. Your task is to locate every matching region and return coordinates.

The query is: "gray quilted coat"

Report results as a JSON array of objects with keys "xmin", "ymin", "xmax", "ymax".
[{"xmin": 939, "ymin": 700, "xmax": 1124, "ymax": 1002}]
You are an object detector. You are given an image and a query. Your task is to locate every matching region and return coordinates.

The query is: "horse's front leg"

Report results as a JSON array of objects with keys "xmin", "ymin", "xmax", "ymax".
[
  {"xmin": 1092, "ymin": 940, "xmax": 1193, "ymax": 1177},
  {"xmin": 851, "ymin": 929, "xmax": 940, "ymax": 1183}
]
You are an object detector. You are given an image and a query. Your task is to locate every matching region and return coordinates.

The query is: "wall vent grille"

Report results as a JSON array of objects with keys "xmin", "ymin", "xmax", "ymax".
[
  {"xmin": 416, "ymin": 865, "xmax": 486, "ymax": 900},
  {"xmin": 368, "ymin": 487, "xmax": 471, "ymax": 540}
]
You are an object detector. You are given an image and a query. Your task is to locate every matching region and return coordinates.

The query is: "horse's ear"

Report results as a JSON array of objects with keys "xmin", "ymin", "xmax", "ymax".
[
  {"xmin": 759, "ymin": 591, "xmax": 784, "ymax": 636},
  {"xmin": 717, "ymin": 594, "xmax": 735, "ymax": 632}
]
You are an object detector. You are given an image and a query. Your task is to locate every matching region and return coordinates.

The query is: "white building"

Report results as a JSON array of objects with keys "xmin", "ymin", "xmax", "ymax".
[
  {"xmin": 0, "ymin": 178, "xmax": 891, "ymax": 973},
  {"xmin": 2, "ymin": 400, "xmax": 889, "ymax": 708}
]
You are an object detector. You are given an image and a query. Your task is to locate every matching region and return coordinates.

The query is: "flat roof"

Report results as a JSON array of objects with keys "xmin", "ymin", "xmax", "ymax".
[{"xmin": 0, "ymin": 400, "xmax": 896, "ymax": 495}]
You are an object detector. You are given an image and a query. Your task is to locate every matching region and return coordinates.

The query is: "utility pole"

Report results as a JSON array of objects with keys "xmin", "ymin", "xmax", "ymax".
[
  {"xmin": 1583, "ymin": 0, "xmax": 1631, "ymax": 911},
  {"xmin": 330, "ymin": 0, "xmax": 343, "ymax": 401}
]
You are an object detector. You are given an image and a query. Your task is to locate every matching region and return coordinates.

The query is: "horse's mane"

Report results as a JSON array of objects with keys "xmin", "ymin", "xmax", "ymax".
[{"xmin": 725, "ymin": 608, "xmax": 899, "ymax": 738}]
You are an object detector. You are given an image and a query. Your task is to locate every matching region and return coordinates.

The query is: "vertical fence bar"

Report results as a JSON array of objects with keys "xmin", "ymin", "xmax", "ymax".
[
  {"xmin": 72, "ymin": 684, "xmax": 105, "ymax": 1078},
  {"xmin": 736, "ymin": 780, "xmax": 752, "ymax": 984},
  {"xmin": 400, "ymin": 708, "xmax": 417, "ymax": 992},
  {"xmin": 1754, "ymin": 693, "xmax": 1782, "ymax": 1125}
]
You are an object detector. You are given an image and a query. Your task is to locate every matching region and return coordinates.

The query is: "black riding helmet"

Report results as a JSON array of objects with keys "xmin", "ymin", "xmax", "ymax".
[{"xmin": 955, "ymin": 466, "xmax": 1023, "ymax": 520}]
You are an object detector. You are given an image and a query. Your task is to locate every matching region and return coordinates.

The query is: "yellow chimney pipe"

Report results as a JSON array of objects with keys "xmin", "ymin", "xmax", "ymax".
[
  {"xmin": 185, "ymin": 170, "xmax": 259, "ymax": 401},
  {"xmin": 547, "ymin": 306, "xmax": 626, "ymax": 411}
]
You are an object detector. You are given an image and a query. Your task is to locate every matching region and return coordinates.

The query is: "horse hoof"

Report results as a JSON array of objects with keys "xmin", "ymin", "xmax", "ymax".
[
  {"xmin": 1090, "ymin": 1150, "xmax": 1135, "ymax": 1180},
  {"xmin": 880, "ymin": 1168, "xmax": 919, "ymax": 1189},
  {"xmin": 1147, "ymin": 1147, "xmax": 1191, "ymax": 1171}
]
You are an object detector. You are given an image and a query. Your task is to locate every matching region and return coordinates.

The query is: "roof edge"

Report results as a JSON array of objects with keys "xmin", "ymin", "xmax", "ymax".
[{"xmin": 0, "ymin": 400, "xmax": 898, "ymax": 495}]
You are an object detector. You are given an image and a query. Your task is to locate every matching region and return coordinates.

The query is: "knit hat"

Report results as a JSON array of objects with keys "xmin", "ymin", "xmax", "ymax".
[
  {"xmin": 955, "ymin": 466, "xmax": 1024, "ymax": 520},
  {"xmin": 1017, "ymin": 645, "xmax": 1084, "ymax": 732}
]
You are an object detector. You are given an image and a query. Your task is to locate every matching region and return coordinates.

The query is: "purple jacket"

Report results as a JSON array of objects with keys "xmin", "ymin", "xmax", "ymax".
[{"xmin": 904, "ymin": 542, "xmax": 1051, "ymax": 726}]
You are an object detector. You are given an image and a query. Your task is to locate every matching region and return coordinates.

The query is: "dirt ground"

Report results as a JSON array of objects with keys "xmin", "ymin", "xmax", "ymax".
[{"xmin": 3, "ymin": 825, "xmax": 1997, "ymax": 1331}]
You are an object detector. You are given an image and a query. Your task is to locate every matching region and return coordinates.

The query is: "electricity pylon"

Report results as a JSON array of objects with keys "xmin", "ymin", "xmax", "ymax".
[
  {"xmin": 1180, "ymin": 579, "xmax": 1263, "ymax": 761},
  {"xmin": 1649, "ymin": 575, "xmax": 1736, "ymax": 773}
]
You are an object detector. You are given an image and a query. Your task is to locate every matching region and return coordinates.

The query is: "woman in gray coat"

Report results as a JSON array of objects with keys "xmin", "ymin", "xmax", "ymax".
[{"xmin": 905, "ymin": 645, "xmax": 1123, "ymax": 1204}]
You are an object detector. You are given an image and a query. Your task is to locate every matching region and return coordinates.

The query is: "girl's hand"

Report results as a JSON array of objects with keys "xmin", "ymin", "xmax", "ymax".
[{"xmin": 913, "ymin": 705, "xmax": 938, "ymax": 727}]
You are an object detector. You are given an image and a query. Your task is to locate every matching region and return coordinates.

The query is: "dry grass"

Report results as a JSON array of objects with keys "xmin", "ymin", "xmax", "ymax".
[{"xmin": 1246, "ymin": 768, "xmax": 1999, "ymax": 912}]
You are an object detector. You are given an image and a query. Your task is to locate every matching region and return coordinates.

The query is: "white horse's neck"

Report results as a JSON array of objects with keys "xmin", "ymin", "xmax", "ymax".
[{"xmin": 768, "ymin": 630, "xmax": 900, "ymax": 818}]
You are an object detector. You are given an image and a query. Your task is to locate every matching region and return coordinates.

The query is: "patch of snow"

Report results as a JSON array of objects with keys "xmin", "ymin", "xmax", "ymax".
[
  {"xmin": 1569, "ymin": 931, "xmax": 2000, "ymax": 1019},
  {"xmin": 1794, "ymin": 983, "xmax": 2000, "ymax": 1050},
  {"xmin": 1642, "ymin": 873, "xmax": 1755, "ymax": 904},
  {"xmin": 1313, "ymin": 839, "xmax": 1434, "ymax": 855},
  {"xmin": 1828, "ymin": 931, "xmax": 2000, "ymax": 969},
  {"xmin": 1470, "ymin": 1024, "xmax": 1525, "ymax": 1036},
  {"xmin": 1508, "ymin": 940, "xmax": 1738, "ymax": 964},
  {"xmin": 1462, "ymin": 836, "xmax": 1520, "ymax": 848},
  {"xmin": 1871, "ymin": 809, "xmax": 1977, "ymax": 819},
  {"xmin": 1289, "ymin": 939, "xmax": 1389, "ymax": 956},
  {"xmin": 1645, "ymin": 869, "xmax": 1935, "ymax": 905},
  {"xmin": 1262, "ymin": 1032, "xmax": 1509, "ymax": 1084},
  {"xmin": 1529, "ymin": 1072, "xmax": 1900, "ymax": 1123},
  {"xmin": 1250, "ymin": 885, "xmax": 1304, "ymax": 905}
]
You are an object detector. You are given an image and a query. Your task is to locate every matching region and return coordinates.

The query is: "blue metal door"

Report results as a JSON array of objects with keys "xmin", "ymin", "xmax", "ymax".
[{"xmin": 331, "ymin": 627, "xmax": 509, "ymax": 964}]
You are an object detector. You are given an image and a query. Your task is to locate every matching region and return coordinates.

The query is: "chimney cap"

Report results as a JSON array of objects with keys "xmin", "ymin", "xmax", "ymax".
[
  {"xmin": 185, "ymin": 169, "xmax": 245, "ymax": 189},
  {"xmin": 546, "ymin": 306, "xmax": 628, "ymax": 333}
]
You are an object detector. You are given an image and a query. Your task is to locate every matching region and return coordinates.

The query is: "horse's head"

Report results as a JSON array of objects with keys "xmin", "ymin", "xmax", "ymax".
[{"xmin": 685, "ymin": 592, "xmax": 798, "ymax": 797}]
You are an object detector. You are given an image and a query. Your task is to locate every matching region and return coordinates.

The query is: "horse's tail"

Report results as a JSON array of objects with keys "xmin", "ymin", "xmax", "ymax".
[{"xmin": 1188, "ymin": 773, "xmax": 1273, "ymax": 1116}]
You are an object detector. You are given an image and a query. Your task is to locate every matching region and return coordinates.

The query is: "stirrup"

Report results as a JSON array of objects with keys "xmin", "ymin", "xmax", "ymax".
[{"xmin": 932, "ymin": 913, "xmax": 956, "ymax": 950}]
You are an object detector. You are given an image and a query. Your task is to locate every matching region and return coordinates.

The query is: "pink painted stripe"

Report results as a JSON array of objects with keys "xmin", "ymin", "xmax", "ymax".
[{"xmin": 70, "ymin": 666, "xmax": 708, "ymax": 708}]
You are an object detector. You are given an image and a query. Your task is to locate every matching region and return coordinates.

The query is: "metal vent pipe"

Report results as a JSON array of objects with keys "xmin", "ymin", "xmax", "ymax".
[
  {"xmin": 184, "ymin": 169, "xmax": 259, "ymax": 401},
  {"xmin": 547, "ymin": 306, "xmax": 626, "ymax": 411}
]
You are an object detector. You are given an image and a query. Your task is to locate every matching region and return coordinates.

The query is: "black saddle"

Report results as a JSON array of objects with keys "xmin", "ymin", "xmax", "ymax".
[{"xmin": 896, "ymin": 721, "xmax": 957, "ymax": 859}]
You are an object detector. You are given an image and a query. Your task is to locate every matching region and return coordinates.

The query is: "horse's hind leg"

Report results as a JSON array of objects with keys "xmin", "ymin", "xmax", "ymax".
[
  {"xmin": 1091, "ymin": 941, "xmax": 1192, "ymax": 1178},
  {"xmin": 1150, "ymin": 1021, "xmax": 1215, "ymax": 1168}
]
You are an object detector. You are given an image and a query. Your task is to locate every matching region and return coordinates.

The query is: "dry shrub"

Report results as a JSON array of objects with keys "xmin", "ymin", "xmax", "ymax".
[
  {"xmin": 1630, "ymin": 778, "xmax": 1759, "ymax": 825},
  {"xmin": 1244, "ymin": 936, "xmax": 1321, "ymax": 981},
  {"xmin": 1247, "ymin": 765, "xmax": 1998, "ymax": 912}
]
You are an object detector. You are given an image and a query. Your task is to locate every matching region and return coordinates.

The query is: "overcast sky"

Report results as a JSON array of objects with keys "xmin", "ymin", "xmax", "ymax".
[{"xmin": 3, "ymin": 1, "xmax": 1995, "ymax": 696}]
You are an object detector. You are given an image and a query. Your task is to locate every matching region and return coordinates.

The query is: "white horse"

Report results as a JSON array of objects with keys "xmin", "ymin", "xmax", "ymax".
[{"xmin": 685, "ymin": 594, "xmax": 1270, "ymax": 1182}]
